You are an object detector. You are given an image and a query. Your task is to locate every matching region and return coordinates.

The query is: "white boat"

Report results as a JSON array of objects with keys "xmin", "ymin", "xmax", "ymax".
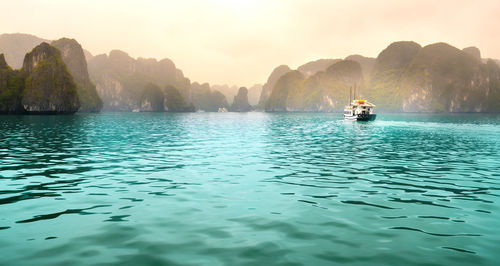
[
  {"xmin": 343, "ymin": 86, "xmax": 376, "ymax": 121},
  {"xmin": 218, "ymin": 107, "xmax": 228, "ymax": 112},
  {"xmin": 132, "ymin": 108, "xmax": 140, "ymax": 113},
  {"xmin": 343, "ymin": 99, "xmax": 376, "ymax": 121}
]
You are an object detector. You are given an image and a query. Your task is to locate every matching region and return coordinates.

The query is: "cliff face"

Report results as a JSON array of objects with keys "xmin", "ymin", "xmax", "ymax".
[
  {"xmin": 191, "ymin": 82, "xmax": 228, "ymax": 112},
  {"xmin": 230, "ymin": 87, "xmax": 252, "ymax": 112},
  {"xmin": 297, "ymin": 59, "xmax": 340, "ymax": 77},
  {"xmin": 401, "ymin": 43, "xmax": 500, "ymax": 112},
  {"xmin": 344, "ymin": 54, "xmax": 376, "ymax": 78},
  {"xmin": 265, "ymin": 60, "xmax": 363, "ymax": 112},
  {"xmin": 164, "ymin": 85, "xmax": 195, "ymax": 112},
  {"xmin": 52, "ymin": 38, "xmax": 102, "ymax": 112},
  {"xmin": 21, "ymin": 42, "xmax": 80, "ymax": 113},
  {"xmin": 139, "ymin": 83, "xmax": 164, "ymax": 111},
  {"xmin": 0, "ymin": 54, "xmax": 25, "ymax": 113},
  {"xmin": 265, "ymin": 70, "xmax": 305, "ymax": 112},
  {"xmin": 365, "ymin": 41, "xmax": 422, "ymax": 111},
  {"xmin": 364, "ymin": 41, "xmax": 500, "ymax": 112},
  {"xmin": 258, "ymin": 65, "xmax": 291, "ymax": 107},
  {"xmin": 88, "ymin": 50, "xmax": 191, "ymax": 111}
]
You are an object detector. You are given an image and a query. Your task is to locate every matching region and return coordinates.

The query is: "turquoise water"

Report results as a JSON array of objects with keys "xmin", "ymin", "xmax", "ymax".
[{"xmin": 0, "ymin": 112, "xmax": 499, "ymax": 265}]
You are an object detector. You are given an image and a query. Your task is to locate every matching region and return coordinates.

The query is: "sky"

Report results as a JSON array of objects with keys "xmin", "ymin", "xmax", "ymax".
[{"xmin": 2, "ymin": 0, "xmax": 500, "ymax": 86}]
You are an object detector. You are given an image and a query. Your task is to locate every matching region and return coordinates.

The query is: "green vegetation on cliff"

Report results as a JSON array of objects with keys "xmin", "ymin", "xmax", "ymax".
[
  {"xmin": 191, "ymin": 82, "xmax": 228, "ymax": 112},
  {"xmin": 88, "ymin": 50, "xmax": 191, "ymax": 111},
  {"xmin": 52, "ymin": 38, "xmax": 103, "ymax": 112},
  {"xmin": 22, "ymin": 42, "xmax": 80, "ymax": 113},
  {"xmin": 139, "ymin": 83, "xmax": 164, "ymax": 111},
  {"xmin": 0, "ymin": 54, "xmax": 25, "ymax": 113},
  {"xmin": 230, "ymin": 87, "xmax": 252, "ymax": 112},
  {"xmin": 164, "ymin": 85, "xmax": 195, "ymax": 112},
  {"xmin": 265, "ymin": 60, "xmax": 364, "ymax": 112}
]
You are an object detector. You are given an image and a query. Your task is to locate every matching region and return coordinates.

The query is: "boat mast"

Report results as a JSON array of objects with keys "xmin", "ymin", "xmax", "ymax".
[
  {"xmin": 354, "ymin": 83, "xmax": 356, "ymax": 100},
  {"xmin": 349, "ymin": 86, "xmax": 352, "ymax": 105}
]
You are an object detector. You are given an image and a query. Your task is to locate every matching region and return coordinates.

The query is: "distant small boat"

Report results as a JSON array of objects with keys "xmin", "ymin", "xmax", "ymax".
[
  {"xmin": 218, "ymin": 107, "xmax": 228, "ymax": 113},
  {"xmin": 132, "ymin": 109, "xmax": 140, "ymax": 113}
]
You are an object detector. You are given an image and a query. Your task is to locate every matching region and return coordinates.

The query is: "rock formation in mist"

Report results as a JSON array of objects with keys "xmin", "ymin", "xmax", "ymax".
[
  {"xmin": 230, "ymin": 87, "xmax": 252, "ymax": 112},
  {"xmin": 1, "ymin": 43, "xmax": 81, "ymax": 114},
  {"xmin": 164, "ymin": 85, "xmax": 195, "ymax": 112},
  {"xmin": 0, "ymin": 54, "xmax": 24, "ymax": 113},
  {"xmin": 265, "ymin": 60, "xmax": 363, "ymax": 112},
  {"xmin": 212, "ymin": 83, "xmax": 262, "ymax": 106},
  {"xmin": 297, "ymin": 59, "xmax": 341, "ymax": 77},
  {"xmin": 258, "ymin": 65, "xmax": 291, "ymax": 108},
  {"xmin": 211, "ymin": 84, "xmax": 239, "ymax": 104},
  {"xmin": 52, "ymin": 38, "xmax": 103, "ymax": 112},
  {"xmin": 247, "ymin": 84, "xmax": 262, "ymax": 106},
  {"xmin": 21, "ymin": 42, "xmax": 80, "ymax": 113},
  {"xmin": 87, "ymin": 50, "xmax": 191, "ymax": 111},
  {"xmin": 462, "ymin": 46, "xmax": 481, "ymax": 61},
  {"xmin": 139, "ymin": 83, "xmax": 164, "ymax": 111},
  {"xmin": 365, "ymin": 41, "xmax": 422, "ymax": 111},
  {"xmin": 399, "ymin": 43, "xmax": 500, "ymax": 112},
  {"xmin": 344, "ymin": 54, "xmax": 376, "ymax": 78},
  {"xmin": 191, "ymin": 82, "xmax": 228, "ymax": 112},
  {"xmin": 262, "ymin": 40, "xmax": 500, "ymax": 112}
]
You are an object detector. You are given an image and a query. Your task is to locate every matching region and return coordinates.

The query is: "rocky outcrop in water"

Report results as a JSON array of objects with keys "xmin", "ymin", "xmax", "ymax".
[
  {"xmin": 139, "ymin": 83, "xmax": 164, "ymax": 112},
  {"xmin": 164, "ymin": 85, "xmax": 195, "ymax": 112},
  {"xmin": 230, "ymin": 87, "xmax": 252, "ymax": 112},
  {"xmin": 0, "ymin": 54, "xmax": 25, "ymax": 113},
  {"xmin": 52, "ymin": 38, "xmax": 102, "ymax": 112},
  {"xmin": 400, "ymin": 43, "xmax": 500, "ymax": 112},
  {"xmin": 191, "ymin": 82, "xmax": 229, "ymax": 112},
  {"xmin": 262, "ymin": 40, "xmax": 500, "ymax": 112},
  {"xmin": 21, "ymin": 42, "xmax": 80, "ymax": 113},
  {"xmin": 265, "ymin": 60, "xmax": 363, "ymax": 112},
  {"xmin": 88, "ymin": 50, "xmax": 191, "ymax": 111},
  {"xmin": 258, "ymin": 65, "xmax": 291, "ymax": 108}
]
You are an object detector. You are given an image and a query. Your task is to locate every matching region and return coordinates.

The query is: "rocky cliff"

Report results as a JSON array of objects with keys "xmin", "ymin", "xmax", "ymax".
[
  {"xmin": 365, "ymin": 41, "xmax": 500, "ymax": 112},
  {"xmin": 264, "ymin": 60, "xmax": 364, "ymax": 112},
  {"xmin": 191, "ymin": 82, "xmax": 228, "ymax": 112},
  {"xmin": 400, "ymin": 43, "xmax": 500, "ymax": 112},
  {"xmin": 52, "ymin": 38, "xmax": 102, "ymax": 112},
  {"xmin": 258, "ymin": 65, "xmax": 291, "ymax": 108},
  {"xmin": 164, "ymin": 85, "xmax": 195, "ymax": 112},
  {"xmin": 0, "ymin": 54, "xmax": 25, "ymax": 113},
  {"xmin": 139, "ymin": 83, "xmax": 164, "ymax": 111},
  {"xmin": 297, "ymin": 59, "xmax": 340, "ymax": 77},
  {"xmin": 88, "ymin": 50, "xmax": 191, "ymax": 111},
  {"xmin": 21, "ymin": 42, "xmax": 80, "ymax": 113},
  {"xmin": 230, "ymin": 87, "xmax": 252, "ymax": 112}
]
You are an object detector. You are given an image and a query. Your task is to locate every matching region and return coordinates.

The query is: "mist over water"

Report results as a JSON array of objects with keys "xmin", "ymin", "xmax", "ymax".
[{"xmin": 0, "ymin": 113, "xmax": 499, "ymax": 265}]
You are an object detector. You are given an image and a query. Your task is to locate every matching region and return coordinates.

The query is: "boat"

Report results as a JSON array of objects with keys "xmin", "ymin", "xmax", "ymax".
[
  {"xmin": 218, "ymin": 107, "xmax": 228, "ymax": 112},
  {"xmin": 132, "ymin": 108, "xmax": 140, "ymax": 113},
  {"xmin": 343, "ymin": 86, "xmax": 376, "ymax": 121}
]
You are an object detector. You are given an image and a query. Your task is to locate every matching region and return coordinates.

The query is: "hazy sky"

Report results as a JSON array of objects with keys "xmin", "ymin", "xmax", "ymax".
[{"xmin": 2, "ymin": 0, "xmax": 500, "ymax": 86}]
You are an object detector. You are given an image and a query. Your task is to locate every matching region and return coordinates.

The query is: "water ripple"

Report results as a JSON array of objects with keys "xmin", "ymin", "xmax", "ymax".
[{"xmin": 1, "ymin": 113, "xmax": 499, "ymax": 265}]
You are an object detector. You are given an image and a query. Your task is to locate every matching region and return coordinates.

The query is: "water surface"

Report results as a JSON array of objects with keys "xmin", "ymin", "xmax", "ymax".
[{"xmin": 1, "ymin": 113, "xmax": 499, "ymax": 265}]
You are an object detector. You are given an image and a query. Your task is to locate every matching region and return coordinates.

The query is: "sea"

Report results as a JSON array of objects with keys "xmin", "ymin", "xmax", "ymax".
[{"xmin": 0, "ymin": 112, "xmax": 499, "ymax": 265}]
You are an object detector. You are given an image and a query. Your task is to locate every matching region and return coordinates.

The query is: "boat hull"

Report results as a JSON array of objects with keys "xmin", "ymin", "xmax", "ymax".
[{"xmin": 344, "ymin": 114, "xmax": 376, "ymax": 121}]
